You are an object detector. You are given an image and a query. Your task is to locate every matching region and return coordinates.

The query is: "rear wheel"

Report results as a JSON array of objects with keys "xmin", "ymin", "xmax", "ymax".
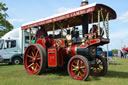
[
  {"xmin": 24, "ymin": 44, "xmax": 46, "ymax": 75},
  {"xmin": 90, "ymin": 55, "xmax": 107, "ymax": 76},
  {"xmin": 68, "ymin": 55, "xmax": 90, "ymax": 80}
]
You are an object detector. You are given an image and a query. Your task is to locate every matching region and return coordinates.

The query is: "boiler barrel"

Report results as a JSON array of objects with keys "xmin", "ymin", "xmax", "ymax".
[{"xmin": 65, "ymin": 45, "xmax": 97, "ymax": 60}]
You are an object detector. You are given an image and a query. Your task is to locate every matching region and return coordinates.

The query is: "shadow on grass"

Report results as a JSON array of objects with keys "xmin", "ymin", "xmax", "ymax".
[
  {"xmin": 88, "ymin": 70, "xmax": 128, "ymax": 81},
  {"xmin": 108, "ymin": 63, "xmax": 122, "ymax": 65},
  {"xmin": 0, "ymin": 63, "xmax": 23, "ymax": 66},
  {"xmin": 43, "ymin": 68, "xmax": 68, "ymax": 76},
  {"xmin": 0, "ymin": 63, "xmax": 9, "ymax": 66},
  {"xmin": 106, "ymin": 71, "xmax": 128, "ymax": 79},
  {"xmin": 41, "ymin": 69, "xmax": 128, "ymax": 81}
]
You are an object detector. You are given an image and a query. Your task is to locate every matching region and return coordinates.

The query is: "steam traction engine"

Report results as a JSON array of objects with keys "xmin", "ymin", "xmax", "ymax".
[{"xmin": 22, "ymin": 1, "xmax": 116, "ymax": 80}]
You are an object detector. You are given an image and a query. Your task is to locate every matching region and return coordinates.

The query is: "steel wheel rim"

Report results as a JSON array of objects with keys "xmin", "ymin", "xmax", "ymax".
[
  {"xmin": 91, "ymin": 58, "xmax": 104, "ymax": 75},
  {"xmin": 24, "ymin": 45, "xmax": 41, "ymax": 74},
  {"xmin": 69, "ymin": 58, "xmax": 87, "ymax": 80}
]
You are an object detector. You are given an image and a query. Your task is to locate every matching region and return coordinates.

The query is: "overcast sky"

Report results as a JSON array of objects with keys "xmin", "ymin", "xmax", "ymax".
[{"xmin": 1, "ymin": 0, "xmax": 128, "ymax": 50}]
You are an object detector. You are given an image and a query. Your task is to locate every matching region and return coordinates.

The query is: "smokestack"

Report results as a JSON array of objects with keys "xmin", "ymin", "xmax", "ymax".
[
  {"xmin": 81, "ymin": 0, "xmax": 89, "ymax": 36},
  {"xmin": 80, "ymin": 0, "xmax": 88, "ymax": 7}
]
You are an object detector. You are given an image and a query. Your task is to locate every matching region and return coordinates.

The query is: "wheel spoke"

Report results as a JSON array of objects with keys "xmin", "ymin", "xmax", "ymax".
[
  {"xmin": 72, "ymin": 68, "xmax": 77, "ymax": 71},
  {"xmin": 73, "ymin": 60, "xmax": 77, "ymax": 65},
  {"xmin": 34, "ymin": 64, "xmax": 38, "ymax": 72},
  {"xmin": 37, "ymin": 57, "xmax": 40, "ymax": 60},
  {"xmin": 31, "ymin": 52, "xmax": 35, "ymax": 56},
  {"xmin": 72, "ymin": 65, "xmax": 76, "ymax": 68},
  {"xmin": 80, "ymin": 61, "xmax": 83, "ymax": 66},
  {"xmin": 97, "ymin": 68, "xmax": 101, "ymax": 72},
  {"xmin": 29, "ymin": 60, "xmax": 33, "ymax": 63},
  {"xmin": 36, "ymin": 62, "xmax": 40, "ymax": 67},
  {"xmin": 77, "ymin": 71, "xmax": 82, "ymax": 77},
  {"xmin": 35, "ymin": 50, "xmax": 39, "ymax": 56},
  {"xmin": 99, "ymin": 65, "xmax": 103, "ymax": 69},
  {"xmin": 28, "ymin": 63, "xmax": 34, "ymax": 68},
  {"xmin": 77, "ymin": 71, "xmax": 80, "ymax": 76},
  {"xmin": 81, "ymin": 68, "xmax": 85, "ymax": 72},
  {"xmin": 77, "ymin": 60, "xmax": 80, "ymax": 66},
  {"xmin": 32, "ymin": 48, "xmax": 36, "ymax": 54},
  {"xmin": 79, "ymin": 71, "xmax": 82, "ymax": 76},
  {"xmin": 80, "ymin": 66, "xmax": 85, "ymax": 69},
  {"xmin": 99, "ymin": 62, "xmax": 103, "ymax": 65},
  {"xmin": 27, "ymin": 55, "xmax": 33, "ymax": 59},
  {"xmin": 73, "ymin": 70, "xmax": 77, "ymax": 75}
]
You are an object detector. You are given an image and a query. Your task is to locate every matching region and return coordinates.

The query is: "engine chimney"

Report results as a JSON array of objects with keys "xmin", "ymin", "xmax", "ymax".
[
  {"xmin": 81, "ymin": 0, "xmax": 89, "ymax": 37},
  {"xmin": 80, "ymin": 0, "xmax": 88, "ymax": 7}
]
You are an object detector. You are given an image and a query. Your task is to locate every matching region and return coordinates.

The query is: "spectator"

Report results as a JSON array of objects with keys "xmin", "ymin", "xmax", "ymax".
[
  {"xmin": 121, "ymin": 50, "xmax": 127, "ymax": 59},
  {"xmin": 118, "ymin": 50, "xmax": 121, "ymax": 57},
  {"xmin": 120, "ymin": 50, "xmax": 124, "ymax": 58}
]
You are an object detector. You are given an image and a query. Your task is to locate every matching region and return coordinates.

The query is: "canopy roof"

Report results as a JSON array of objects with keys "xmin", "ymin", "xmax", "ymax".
[{"xmin": 21, "ymin": 3, "xmax": 117, "ymax": 30}]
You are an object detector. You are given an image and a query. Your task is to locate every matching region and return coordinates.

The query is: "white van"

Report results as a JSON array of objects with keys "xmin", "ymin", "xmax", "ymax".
[{"xmin": 0, "ymin": 28, "xmax": 30, "ymax": 65}]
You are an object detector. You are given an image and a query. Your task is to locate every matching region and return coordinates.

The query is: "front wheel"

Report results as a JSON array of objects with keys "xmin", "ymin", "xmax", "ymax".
[
  {"xmin": 90, "ymin": 55, "xmax": 108, "ymax": 76},
  {"xmin": 68, "ymin": 55, "xmax": 90, "ymax": 80}
]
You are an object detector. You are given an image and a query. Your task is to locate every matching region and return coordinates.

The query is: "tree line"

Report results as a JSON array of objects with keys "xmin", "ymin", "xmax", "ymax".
[{"xmin": 0, "ymin": 2, "xmax": 13, "ymax": 37}]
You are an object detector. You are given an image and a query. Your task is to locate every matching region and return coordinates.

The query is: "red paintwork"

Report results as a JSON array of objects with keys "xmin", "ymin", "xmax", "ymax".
[
  {"xmin": 24, "ymin": 47, "xmax": 28, "ymax": 51},
  {"xmin": 22, "ymin": 2, "xmax": 117, "ymax": 80},
  {"xmin": 36, "ymin": 38, "xmax": 46, "ymax": 48},
  {"xmin": 24, "ymin": 44, "xmax": 41, "ymax": 75},
  {"xmin": 65, "ymin": 39, "xmax": 101, "ymax": 56},
  {"xmin": 85, "ymin": 33, "xmax": 96, "ymax": 39},
  {"xmin": 48, "ymin": 48, "xmax": 57, "ymax": 67},
  {"xmin": 57, "ymin": 47, "xmax": 64, "ymax": 67},
  {"xmin": 70, "ymin": 45, "xmax": 77, "ymax": 56},
  {"xmin": 78, "ymin": 39, "xmax": 100, "ymax": 49},
  {"xmin": 65, "ymin": 45, "xmax": 77, "ymax": 56},
  {"xmin": 69, "ymin": 57, "xmax": 87, "ymax": 80},
  {"xmin": 52, "ymin": 39, "xmax": 65, "ymax": 48},
  {"xmin": 89, "ymin": 39, "xmax": 100, "ymax": 45},
  {"xmin": 48, "ymin": 48, "xmax": 64, "ymax": 67}
]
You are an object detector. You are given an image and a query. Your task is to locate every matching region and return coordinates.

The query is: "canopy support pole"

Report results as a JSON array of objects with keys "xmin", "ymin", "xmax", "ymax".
[
  {"xmin": 98, "ymin": 10, "xmax": 100, "ymax": 36},
  {"xmin": 29, "ymin": 28, "xmax": 32, "ymax": 43},
  {"xmin": 106, "ymin": 13, "xmax": 109, "ymax": 39},
  {"xmin": 56, "ymin": 22, "xmax": 63, "ymax": 37},
  {"xmin": 53, "ymin": 23, "xmax": 55, "ymax": 38}
]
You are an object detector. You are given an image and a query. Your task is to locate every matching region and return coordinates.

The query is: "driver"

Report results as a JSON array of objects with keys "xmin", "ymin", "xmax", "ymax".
[
  {"xmin": 90, "ymin": 25, "xmax": 104, "ymax": 37},
  {"xmin": 71, "ymin": 27, "xmax": 80, "ymax": 42},
  {"xmin": 36, "ymin": 25, "xmax": 48, "ymax": 39}
]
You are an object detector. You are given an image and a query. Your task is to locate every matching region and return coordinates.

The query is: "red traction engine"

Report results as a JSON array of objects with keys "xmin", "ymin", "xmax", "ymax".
[{"xmin": 22, "ymin": 3, "xmax": 116, "ymax": 80}]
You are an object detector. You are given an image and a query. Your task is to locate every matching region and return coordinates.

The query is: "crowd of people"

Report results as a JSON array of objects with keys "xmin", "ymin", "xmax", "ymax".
[{"xmin": 118, "ymin": 50, "xmax": 127, "ymax": 59}]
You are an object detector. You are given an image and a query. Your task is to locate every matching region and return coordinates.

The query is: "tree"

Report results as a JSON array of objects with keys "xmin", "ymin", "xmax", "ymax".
[
  {"xmin": 0, "ymin": 2, "xmax": 13, "ymax": 37},
  {"xmin": 111, "ymin": 49, "xmax": 118, "ymax": 54}
]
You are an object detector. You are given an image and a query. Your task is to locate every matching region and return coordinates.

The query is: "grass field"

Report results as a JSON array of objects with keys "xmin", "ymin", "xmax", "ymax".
[{"xmin": 0, "ymin": 57, "xmax": 128, "ymax": 85}]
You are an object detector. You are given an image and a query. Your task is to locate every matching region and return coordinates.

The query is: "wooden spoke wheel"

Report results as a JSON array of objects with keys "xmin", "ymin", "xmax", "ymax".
[
  {"xmin": 68, "ymin": 55, "xmax": 90, "ymax": 80},
  {"xmin": 90, "ymin": 55, "xmax": 107, "ymax": 76},
  {"xmin": 24, "ymin": 44, "xmax": 46, "ymax": 75}
]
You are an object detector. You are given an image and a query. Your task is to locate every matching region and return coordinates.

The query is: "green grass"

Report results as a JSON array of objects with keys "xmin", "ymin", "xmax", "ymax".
[{"xmin": 0, "ymin": 57, "xmax": 128, "ymax": 85}]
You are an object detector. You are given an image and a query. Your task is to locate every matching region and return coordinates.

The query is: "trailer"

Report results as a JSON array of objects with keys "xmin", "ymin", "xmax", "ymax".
[
  {"xmin": 22, "ymin": 1, "xmax": 116, "ymax": 80},
  {"xmin": 0, "ymin": 28, "xmax": 30, "ymax": 65}
]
